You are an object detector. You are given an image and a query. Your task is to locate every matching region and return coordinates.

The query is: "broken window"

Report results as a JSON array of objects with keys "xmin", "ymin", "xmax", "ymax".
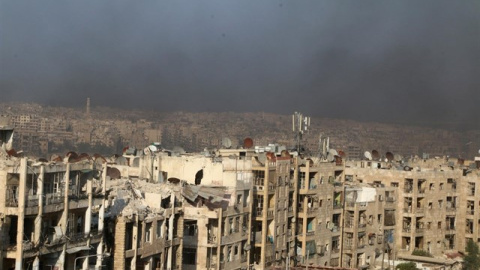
[
  {"xmin": 146, "ymin": 222, "xmax": 152, "ymax": 243},
  {"xmin": 184, "ymin": 220, "xmax": 197, "ymax": 236},
  {"xmin": 183, "ymin": 248, "xmax": 197, "ymax": 265},
  {"xmin": 156, "ymin": 220, "xmax": 164, "ymax": 239}
]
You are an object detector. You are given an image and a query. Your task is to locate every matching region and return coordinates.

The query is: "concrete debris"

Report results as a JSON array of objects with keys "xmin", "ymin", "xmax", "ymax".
[
  {"xmin": 106, "ymin": 178, "xmax": 181, "ymax": 219},
  {"xmin": 182, "ymin": 184, "xmax": 226, "ymax": 203}
]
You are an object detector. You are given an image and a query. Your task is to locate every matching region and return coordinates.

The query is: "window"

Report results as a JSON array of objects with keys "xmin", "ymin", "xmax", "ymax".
[
  {"xmin": 183, "ymin": 248, "xmax": 196, "ymax": 265},
  {"xmin": 184, "ymin": 220, "xmax": 197, "ymax": 236},
  {"xmin": 438, "ymin": 222, "xmax": 442, "ymax": 229},
  {"xmin": 156, "ymin": 220, "xmax": 163, "ymax": 238},
  {"xmin": 145, "ymin": 222, "xmax": 152, "ymax": 243}
]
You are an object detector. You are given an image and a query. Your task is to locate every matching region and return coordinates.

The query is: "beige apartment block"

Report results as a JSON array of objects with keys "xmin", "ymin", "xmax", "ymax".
[
  {"xmin": 251, "ymin": 153, "xmax": 294, "ymax": 270},
  {"xmin": 345, "ymin": 157, "xmax": 480, "ymax": 266},
  {"xmin": 295, "ymin": 160, "xmax": 345, "ymax": 268}
]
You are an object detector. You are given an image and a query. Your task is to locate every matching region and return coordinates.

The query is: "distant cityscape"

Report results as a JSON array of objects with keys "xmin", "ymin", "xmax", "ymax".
[{"xmin": 1, "ymin": 101, "xmax": 479, "ymax": 160}]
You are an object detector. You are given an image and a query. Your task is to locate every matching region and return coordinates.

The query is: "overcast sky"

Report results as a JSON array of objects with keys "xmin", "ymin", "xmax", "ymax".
[{"xmin": 1, "ymin": 1, "xmax": 479, "ymax": 128}]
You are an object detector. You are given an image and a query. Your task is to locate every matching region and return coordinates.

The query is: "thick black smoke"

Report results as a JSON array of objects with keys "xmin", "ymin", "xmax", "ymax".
[{"xmin": 1, "ymin": 1, "xmax": 479, "ymax": 129}]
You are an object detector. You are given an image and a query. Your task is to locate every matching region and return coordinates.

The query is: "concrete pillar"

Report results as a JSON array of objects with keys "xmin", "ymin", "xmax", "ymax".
[
  {"xmin": 15, "ymin": 158, "xmax": 28, "ymax": 270},
  {"xmin": 33, "ymin": 256, "xmax": 40, "ymax": 270},
  {"xmin": 167, "ymin": 195, "xmax": 175, "ymax": 269},
  {"xmin": 34, "ymin": 165, "xmax": 44, "ymax": 245},
  {"xmin": 84, "ymin": 179, "xmax": 92, "ymax": 235},
  {"xmin": 113, "ymin": 218, "xmax": 126, "ymax": 270},
  {"xmin": 216, "ymin": 208, "xmax": 222, "ymax": 270},
  {"xmin": 132, "ymin": 215, "xmax": 139, "ymax": 270},
  {"xmin": 96, "ymin": 163, "xmax": 107, "ymax": 269},
  {"xmin": 59, "ymin": 163, "xmax": 71, "ymax": 270}
]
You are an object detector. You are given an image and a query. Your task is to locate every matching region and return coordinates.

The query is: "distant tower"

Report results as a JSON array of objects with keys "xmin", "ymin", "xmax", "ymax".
[{"xmin": 86, "ymin": 97, "xmax": 91, "ymax": 117}]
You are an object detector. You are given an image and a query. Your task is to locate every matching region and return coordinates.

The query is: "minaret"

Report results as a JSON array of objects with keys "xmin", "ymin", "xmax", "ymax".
[{"xmin": 86, "ymin": 97, "xmax": 91, "ymax": 117}]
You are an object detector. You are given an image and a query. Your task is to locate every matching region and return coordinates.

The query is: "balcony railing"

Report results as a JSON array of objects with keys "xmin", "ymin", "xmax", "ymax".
[
  {"xmin": 445, "ymin": 226, "xmax": 456, "ymax": 232},
  {"xmin": 446, "ymin": 206, "xmax": 456, "ymax": 212},
  {"xmin": 333, "ymin": 203, "xmax": 342, "ymax": 209}
]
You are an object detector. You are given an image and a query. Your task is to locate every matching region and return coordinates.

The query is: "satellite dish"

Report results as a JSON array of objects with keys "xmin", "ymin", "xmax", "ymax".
[
  {"xmin": 394, "ymin": 154, "xmax": 402, "ymax": 162},
  {"xmin": 386, "ymin": 152, "xmax": 394, "ymax": 162},
  {"xmin": 338, "ymin": 150, "xmax": 346, "ymax": 158},
  {"xmin": 222, "ymin": 137, "xmax": 232, "ymax": 149},
  {"xmin": 148, "ymin": 145, "xmax": 158, "ymax": 153},
  {"xmin": 372, "ymin": 150, "xmax": 380, "ymax": 160},
  {"xmin": 257, "ymin": 153, "xmax": 267, "ymax": 164},
  {"xmin": 243, "ymin": 137, "xmax": 254, "ymax": 149},
  {"xmin": 364, "ymin": 151, "xmax": 372, "ymax": 161},
  {"xmin": 326, "ymin": 153, "xmax": 335, "ymax": 162},
  {"xmin": 328, "ymin": 149, "xmax": 338, "ymax": 156},
  {"xmin": 172, "ymin": 146, "xmax": 186, "ymax": 154}
]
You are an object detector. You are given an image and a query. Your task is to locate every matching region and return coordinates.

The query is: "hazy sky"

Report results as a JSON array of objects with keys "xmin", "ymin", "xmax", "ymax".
[{"xmin": 1, "ymin": 1, "xmax": 479, "ymax": 128}]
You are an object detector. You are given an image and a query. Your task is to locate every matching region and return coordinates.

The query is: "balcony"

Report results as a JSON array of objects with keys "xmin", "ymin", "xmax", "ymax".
[
  {"xmin": 445, "ymin": 226, "xmax": 456, "ymax": 233},
  {"xmin": 267, "ymin": 208, "xmax": 274, "ymax": 219},
  {"xmin": 386, "ymin": 197, "xmax": 395, "ymax": 202},
  {"xmin": 402, "ymin": 227, "xmax": 411, "ymax": 233},
  {"xmin": 333, "ymin": 203, "xmax": 342, "ymax": 209},
  {"xmin": 415, "ymin": 228, "xmax": 424, "ymax": 234},
  {"xmin": 446, "ymin": 206, "xmax": 456, "ymax": 213}
]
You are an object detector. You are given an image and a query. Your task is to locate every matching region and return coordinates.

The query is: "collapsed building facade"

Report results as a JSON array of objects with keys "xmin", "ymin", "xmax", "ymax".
[{"xmin": 0, "ymin": 119, "xmax": 109, "ymax": 270}]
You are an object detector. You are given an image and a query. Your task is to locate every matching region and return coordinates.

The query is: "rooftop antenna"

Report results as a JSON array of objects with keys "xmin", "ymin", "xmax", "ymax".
[{"xmin": 292, "ymin": 112, "xmax": 310, "ymax": 153}]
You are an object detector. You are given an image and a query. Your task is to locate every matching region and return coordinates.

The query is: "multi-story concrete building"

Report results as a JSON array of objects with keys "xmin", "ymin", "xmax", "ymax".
[
  {"xmin": 107, "ymin": 179, "xmax": 183, "ymax": 270},
  {"xmin": 156, "ymin": 149, "xmax": 253, "ymax": 270},
  {"xmin": 0, "ymin": 153, "xmax": 107, "ymax": 270},
  {"xmin": 345, "ymin": 157, "xmax": 479, "ymax": 268},
  {"xmin": 251, "ymin": 151, "xmax": 294, "ymax": 270}
]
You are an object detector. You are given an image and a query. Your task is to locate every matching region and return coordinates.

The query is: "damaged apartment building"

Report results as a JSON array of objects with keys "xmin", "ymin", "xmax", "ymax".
[
  {"xmin": 0, "ymin": 119, "xmax": 109, "ymax": 270},
  {"xmin": 105, "ymin": 179, "xmax": 183, "ymax": 270},
  {"xmin": 107, "ymin": 146, "xmax": 254, "ymax": 270}
]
